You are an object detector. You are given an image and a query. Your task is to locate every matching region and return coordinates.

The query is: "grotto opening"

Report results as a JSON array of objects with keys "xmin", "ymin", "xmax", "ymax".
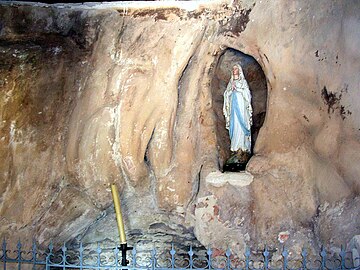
[
  {"xmin": 0, "ymin": 0, "xmax": 360, "ymax": 267},
  {"xmin": 211, "ymin": 48, "xmax": 267, "ymax": 172}
]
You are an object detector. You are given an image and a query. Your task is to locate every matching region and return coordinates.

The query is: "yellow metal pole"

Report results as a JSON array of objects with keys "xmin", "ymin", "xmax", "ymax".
[{"xmin": 110, "ymin": 183, "xmax": 127, "ymax": 244}]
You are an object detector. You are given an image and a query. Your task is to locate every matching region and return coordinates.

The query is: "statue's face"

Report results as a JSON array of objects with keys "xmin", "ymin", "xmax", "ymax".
[
  {"xmin": 232, "ymin": 66, "xmax": 239, "ymax": 77},
  {"xmin": 233, "ymin": 66, "xmax": 239, "ymax": 80}
]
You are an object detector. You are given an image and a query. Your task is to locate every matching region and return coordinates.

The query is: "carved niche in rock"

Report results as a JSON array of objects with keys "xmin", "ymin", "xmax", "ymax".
[{"xmin": 211, "ymin": 48, "xmax": 267, "ymax": 171}]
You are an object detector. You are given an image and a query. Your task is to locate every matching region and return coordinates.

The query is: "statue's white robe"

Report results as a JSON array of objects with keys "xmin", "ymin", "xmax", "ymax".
[{"xmin": 223, "ymin": 65, "xmax": 252, "ymax": 152}]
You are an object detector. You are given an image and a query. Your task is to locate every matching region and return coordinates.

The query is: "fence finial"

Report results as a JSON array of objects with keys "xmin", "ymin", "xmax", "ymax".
[
  {"xmin": 16, "ymin": 239, "xmax": 21, "ymax": 250},
  {"xmin": 170, "ymin": 243, "xmax": 176, "ymax": 256},
  {"xmin": 263, "ymin": 245, "xmax": 269, "ymax": 270},
  {"xmin": 188, "ymin": 245, "xmax": 194, "ymax": 257},
  {"xmin": 320, "ymin": 245, "xmax": 327, "ymax": 270},
  {"xmin": 48, "ymin": 241, "xmax": 53, "ymax": 253}
]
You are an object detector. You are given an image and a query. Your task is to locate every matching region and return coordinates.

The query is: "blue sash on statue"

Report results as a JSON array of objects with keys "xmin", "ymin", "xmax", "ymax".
[{"xmin": 230, "ymin": 92, "xmax": 251, "ymax": 140}]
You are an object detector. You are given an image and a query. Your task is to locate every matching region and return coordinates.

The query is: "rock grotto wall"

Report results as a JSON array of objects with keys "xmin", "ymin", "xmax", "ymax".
[{"xmin": 0, "ymin": 0, "xmax": 359, "ymax": 255}]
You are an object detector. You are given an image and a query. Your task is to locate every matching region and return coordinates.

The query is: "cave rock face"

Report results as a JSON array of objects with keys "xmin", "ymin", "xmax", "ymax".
[{"xmin": 0, "ymin": 0, "xmax": 359, "ymax": 252}]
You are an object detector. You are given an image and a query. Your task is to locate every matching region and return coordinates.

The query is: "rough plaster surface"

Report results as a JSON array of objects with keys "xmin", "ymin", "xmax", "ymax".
[{"xmin": 0, "ymin": 0, "xmax": 359, "ymax": 256}]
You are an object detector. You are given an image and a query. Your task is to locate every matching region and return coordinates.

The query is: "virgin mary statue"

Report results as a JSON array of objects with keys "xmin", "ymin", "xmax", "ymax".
[{"xmin": 223, "ymin": 64, "xmax": 252, "ymax": 154}]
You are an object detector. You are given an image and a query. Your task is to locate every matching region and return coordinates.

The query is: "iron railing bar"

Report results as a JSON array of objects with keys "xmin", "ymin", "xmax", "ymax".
[
  {"xmin": 0, "ymin": 264, "xmax": 358, "ymax": 270},
  {"xmin": 1, "ymin": 242, "xmax": 360, "ymax": 270}
]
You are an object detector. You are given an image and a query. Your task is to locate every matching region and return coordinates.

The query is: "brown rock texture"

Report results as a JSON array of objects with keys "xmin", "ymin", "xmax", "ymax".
[{"xmin": 0, "ymin": 0, "xmax": 359, "ymax": 254}]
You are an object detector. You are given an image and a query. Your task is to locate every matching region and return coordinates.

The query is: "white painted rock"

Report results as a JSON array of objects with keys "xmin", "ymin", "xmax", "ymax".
[{"xmin": 206, "ymin": 170, "xmax": 253, "ymax": 188}]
